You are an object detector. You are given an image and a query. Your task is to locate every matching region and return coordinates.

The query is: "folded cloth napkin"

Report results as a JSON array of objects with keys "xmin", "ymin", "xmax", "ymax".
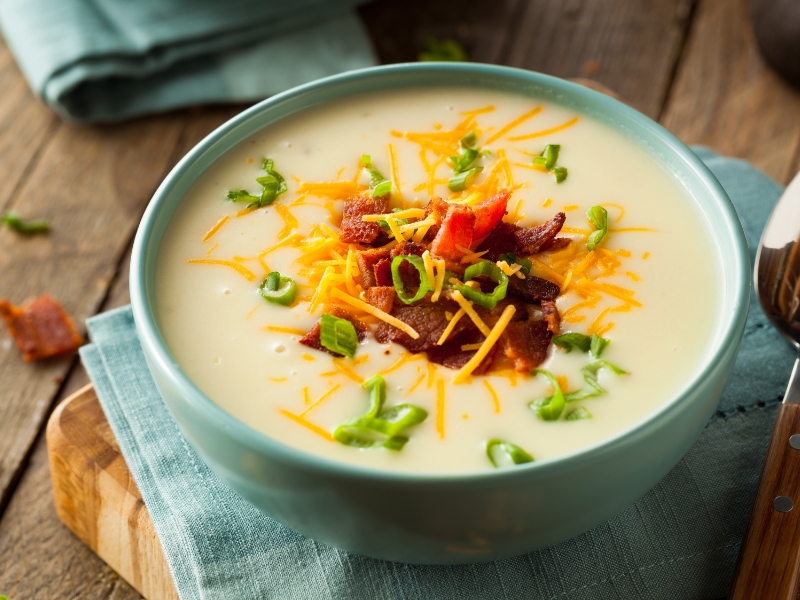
[
  {"xmin": 0, "ymin": 0, "xmax": 376, "ymax": 123},
  {"xmin": 79, "ymin": 147, "xmax": 794, "ymax": 600}
]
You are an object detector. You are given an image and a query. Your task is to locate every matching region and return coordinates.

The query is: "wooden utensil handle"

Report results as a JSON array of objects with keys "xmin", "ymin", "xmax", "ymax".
[{"xmin": 729, "ymin": 402, "xmax": 800, "ymax": 599}]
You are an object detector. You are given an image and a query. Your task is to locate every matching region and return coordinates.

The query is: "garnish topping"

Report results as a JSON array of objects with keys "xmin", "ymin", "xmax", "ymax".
[
  {"xmin": 391, "ymin": 255, "xmax": 429, "ymax": 305},
  {"xmin": 587, "ymin": 205, "xmax": 608, "ymax": 250},
  {"xmin": 227, "ymin": 158, "xmax": 288, "ymax": 208},
  {"xmin": 530, "ymin": 369, "xmax": 566, "ymax": 421},
  {"xmin": 448, "ymin": 166, "xmax": 483, "ymax": 192},
  {"xmin": 334, "ymin": 375, "xmax": 428, "ymax": 450},
  {"xmin": 486, "ymin": 438, "xmax": 534, "ymax": 467},
  {"xmin": 361, "ymin": 155, "xmax": 393, "ymax": 198},
  {"xmin": 564, "ymin": 360, "xmax": 627, "ymax": 402},
  {"xmin": 454, "ymin": 260, "xmax": 509, "ymax": 310},
  {"xmin": 565, "ymin": 406, "xmax": 592, "ymax": 421},
  {"xmin": 319, "ymin": 313, "xmax": 359, "ymax": 358},
  {"xmin": 258, "ymin": 271, "xmax": 297, "ymax": 306},
  {"xmin": 532, "ymin": 143, "xmax": 568, "ymax": 183},
  {"xmin": 552, "ymin": 332, "xmax": 609, "ymax": 357},
  {"xmin": 0, "ymin": 294, "xmax": 83, "ymax": 361},
  {"xmin": 2, "ymin": 212, "xmax": 49, "ymax": 234}
]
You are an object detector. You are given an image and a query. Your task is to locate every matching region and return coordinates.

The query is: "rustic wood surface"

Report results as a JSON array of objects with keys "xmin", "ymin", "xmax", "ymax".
[{"xmin": 1, "ymin": 0, "xmax": 799, "ymax": 597}]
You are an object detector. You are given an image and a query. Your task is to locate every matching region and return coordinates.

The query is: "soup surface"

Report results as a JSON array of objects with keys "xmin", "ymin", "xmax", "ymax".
[{"xmin": 155, "ymin": 87, "xmax": 721, "ymax": 473}]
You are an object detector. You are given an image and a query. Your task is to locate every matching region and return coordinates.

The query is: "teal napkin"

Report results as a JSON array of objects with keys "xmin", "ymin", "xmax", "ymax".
[
  {"xmin": 79, "ymin": 148, "xmax": 794, "ymax": 600},
  {"xmin": 0, "ymin": 0, "xmax": 376, "ymax": 123}
]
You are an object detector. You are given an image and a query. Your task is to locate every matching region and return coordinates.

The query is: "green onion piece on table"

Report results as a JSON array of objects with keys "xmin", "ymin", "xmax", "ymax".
[
  {"xmin": 486, "ymin": 439, "xmax": 534, "ymax": 468},
  {"xmin": 361, "ymin": 155, "xmax": 393, "ymax": 198},
  {"xmin": 587, "ymin": 205, "xmax": 609, "ymax": 250},
  {"xmin": 334, "ymin": 375, "xmax": 428, "ymax": 451},
  {"xmin": 258, "ymin": 271, "xmax": 297, "ymax": 306},
  {"xmin": 391, "ymin": 255, "xmax": 430, "ymax": 304},
  {"xmin": 565, "ymin": 406, "xmax": 592, "ymax": 421},
  {"xmin": 319, "ymin": 313, "xmax": 358, "ymax": 358},
  {"xmin": 2, "ymin": 212, "xmax": 49, "ymax": 234},
  {"xmin": 456, "ymin": 260, "xmax": 508, "ymax": 309},
  {"xmin": 448, "ymin": 166, "xmax": 483, "ymax": 191},
  {"xmin": 530, "ymin": 369, "xmax": 566, "ymax": 421},
  {"xmin": 417, "ymin": 38, "xmax": 469, "ymax": 62}
]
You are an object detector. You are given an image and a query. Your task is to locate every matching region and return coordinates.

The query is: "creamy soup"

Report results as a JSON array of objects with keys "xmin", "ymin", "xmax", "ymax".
[{"xmin": 155, "ymin": 87, "xmax": 721, "ymax": 473}]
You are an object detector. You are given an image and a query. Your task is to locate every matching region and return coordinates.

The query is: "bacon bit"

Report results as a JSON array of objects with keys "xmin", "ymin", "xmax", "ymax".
[
  {"xmin": 515, "ymin": 212, "xmax": 566, "ymax": 254},
  {"xmin": 430, "ymin": 203, "xmax": 475, "ymax": 262},
  {"xmin": 472, "ymin": 189, "xmax": 511, "ymax": 239},
  {"xmin": 355, "ymin": 247, "xmax": 391, "ymax": 288},
  {"xmin": 202, "ymin": 215, "xmax": 230, "ymax": 242},
  {"xmin": 423, "ymin": 196, "xmax": 449, "ymax": 240},
  {"xmin": 375, "ymin": 299, "xmax": 469, "ymax": 353},
  {"xmin": 0, "ymin": 294, "xmax": 83, "ymax": 361},
  {"xmin": 373, "ymin": 258, "xmax": 393, "ymax": 287},
  {"xmin": 499, "ymin": 320, "xmax": 552, "ymax": 373},
  {"xmin": 507, "ymin": 275, "xmax": 561, "ymax": 303},
  {"xmin": 476, "ymin": 221, "xmax": 521, "ymax": 261},
  {"xmin": 541, "ymin": 299, "xmax": 561, "ymax": 333},
  {"xmin": 339, "ymin": 196, "xmax": 390, "ymax": 244},
  {"xmin": 364, "ymin": 286, "xmax": 395, "ymax": 314},
  {"xmin": 298, "ymin": 307, "xmax": 369, "ymax": 356},
  {"xmin": 545, "ymin": 238, "xmax": 571, "ymax": 252}
]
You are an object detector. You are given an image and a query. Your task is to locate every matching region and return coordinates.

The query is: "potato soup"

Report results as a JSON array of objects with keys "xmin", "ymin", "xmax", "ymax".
[{"xmin": 154, "ymin": 87, "xmax": 721, "ymax": 473}]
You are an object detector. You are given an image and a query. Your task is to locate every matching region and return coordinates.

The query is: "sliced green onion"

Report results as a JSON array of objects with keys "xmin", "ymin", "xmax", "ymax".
[
  {"xmin": 372, "ymin": 180, "xmax": 393, "ymax": 197},
  {"xmin": 552, "ymin": 332, "xmax": 592, "ymax": 353},
  {"xmin": 378, "ymin": 207, "xmax": 408, "ymax": 230},
  {"xmin": 498, "ymin": 253, "xmax": 531, "ymax": 276},
  {"xmin": 258, "ymin": 272, "xmax": 296, "ymax": 306},
  {"xmin": 530, "ymin": 369, "xmax": 566, "ymax": 421},
  {"xmin": 486, "ymin": 439, "xmax": 534, "ymax": 468},
  {"xmin": 334, "ymin": 375, "xmax": 428, "ymax": 451},
  {"xmin": 226, "ymin": 189, "xmax": 260, "ymax": 203},
  {"xmin": 461, "ymin": 130, "xmax": 477, "ymax": 148},
  {"xmin": 319, "ymin": 313, "xmax": 358, "ymax": 358},
  {"xmin": 2, "ymin": 212, "xmax": 49, "ymax": 234},
  {"xmin": 448, "ymin": 166, "xmax": 483, "ymax": 191},
  {"xmin": 564, "ymin": 360, "xmax": 627, "ymax": 402},
  {"xmin": 590, "ymin": 333, "xmax": 610, "ymax": 357},
  {"xmin": 254, "ymin": 158, "xmax": 288, "ymax": 207},
  {"xmin": 417, "ymin": 37, "xmax": 469, "ymax": 62},
  {"xmin": 552, "ymin": 167, "xmax": 568, "ymax": 183},
  {"xmin": 456, "ymin": 260, "xmax": 508, "ymax": 309},
  {"xmin": 450, "ymin": 147, "xmax": 479, "ymax": 173},
  {"xmin": 565, "ymin": 406, "xmax": 592, "ymax": 421},
  {"xmin": 534, "ymin": 144, "xmax": 560, "ymax": 170},
  {"xmin": 361, "ymin": 155, "xmax": 392, "ymax": 197},
  {"xmin": 587, "ymin": 205, "xmax": 608, "ymax": 250},
  {"xmin": 391, "ymin": 255, "xmax": 429, "ymax": 304},
  {"xmin": 442, "ymin": 270, "xmax": 463, "ymax": 291}
]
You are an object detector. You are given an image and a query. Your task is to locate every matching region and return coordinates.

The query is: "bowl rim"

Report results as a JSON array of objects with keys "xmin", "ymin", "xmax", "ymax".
[{"xmin": 130, "ymin": 62, "xmax": 750, "ymax": 484}]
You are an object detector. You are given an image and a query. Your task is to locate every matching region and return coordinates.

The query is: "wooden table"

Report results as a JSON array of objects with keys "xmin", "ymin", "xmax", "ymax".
[{"xmin": 1, "ymin": 0, "xmax": 799, "ymax": 597}]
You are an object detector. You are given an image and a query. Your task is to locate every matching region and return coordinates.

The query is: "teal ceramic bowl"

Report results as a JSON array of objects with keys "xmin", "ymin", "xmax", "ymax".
[{"xmin": 130, "ymin": 63, "xmax": 750, "ymax": 565}]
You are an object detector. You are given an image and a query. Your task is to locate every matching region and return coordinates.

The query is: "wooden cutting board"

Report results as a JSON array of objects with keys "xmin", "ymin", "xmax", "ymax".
[{"xmin": 46, "ymin": 384, "xmax": 178, "ymax": 600}]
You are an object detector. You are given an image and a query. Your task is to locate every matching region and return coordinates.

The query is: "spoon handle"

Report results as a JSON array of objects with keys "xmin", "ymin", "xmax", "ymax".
[{"xmin": 729, "ymin": 402, "xmax": 800, "ymax": 599}]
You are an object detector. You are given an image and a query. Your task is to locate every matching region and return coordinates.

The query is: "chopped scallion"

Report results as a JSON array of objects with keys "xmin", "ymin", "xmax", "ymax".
[
  {"xmin": 361, "ymin": 155, "xmax": 392, "ymax": 198},
  {"xmin": 227, "ymin": 189, "xmax": 260, "ymax": 204},
  {"xmin": 530, "ymin": 369, "xmax": 566, "ymax": 421},
  {"xmin": 2, "ymin": 212, "xmax": 49, "ymax": 234},
  {"xmin": 391, "ymin": 255, "xmax": 429, "ymax": 304},
  {"xmin": 498, "ymin": 253, "xmax": 531, "ymax": 276},
  {"xmin": 258, "ymin": 272, "xmax": 296, "ymax": 306},
  {"xmin": 587, "ymin": 205, "xmax": 608, "ymax": 250},
  {"xmin": 456, "ymin": 260, "xmax": 508, "ymax": 309},
  {"xmin": 461, "ymin": 130, "xmax": 477, "ymax": 148},
  {"xmin": 531, "ymin": 143, "xmax": 568, "ymax": 183},
  {"xmin": 565, "ymin": 406, "xmax": 592, "ymax": 421},
  {"xmin": 552, "ymin": 332, "xmax": 592, "ymax": 353},
  {"xmin": 319, "ymin": 313, "xmax": 358, "ymax": 358},
  {"xmin": 590, "ymin": 333, "xmax": 610, "ymax": 357},
  {"xmin": 448, "ymin": 166, "xmax": 483, "ymax": 192},
  {"xmin": 486, "ymin": 439, "xmax": 534, "ymax": 468},
  {"xmin": 564, "ymin": 360, "xmax": 627, "ymax": 402},
  {"xmin": 450, "ymin": 147, "xmax": 479, "ymax": 173}
]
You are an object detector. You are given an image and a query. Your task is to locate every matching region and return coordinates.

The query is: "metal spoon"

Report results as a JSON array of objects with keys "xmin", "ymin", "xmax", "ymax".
[{"xmin": 729, "ymin": 171, "xmax": 800, "ymax": 599}]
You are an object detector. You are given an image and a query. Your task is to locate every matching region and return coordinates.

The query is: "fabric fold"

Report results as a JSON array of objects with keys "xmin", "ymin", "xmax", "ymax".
[{"xmin": 80, "ymin": 149, "xmax": 794, "ymax": 599}]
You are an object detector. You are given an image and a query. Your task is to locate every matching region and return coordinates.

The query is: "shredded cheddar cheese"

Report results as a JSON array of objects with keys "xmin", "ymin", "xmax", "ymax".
[
  {"xmin": 450, "ymin": 291, "xmax": 491, "ymax": 337},
  {"xmin": 484, "ymin": 380, "xmax": 501, "ymax": 413},
  {"xmin": 279, "ymin": 409, "xmax": 334, "ymax": 442},
  {"xmin": 436, "ymin": 308, "xmax": 465, "ymax": 345},
  {"xmin": 453, "ymin": 305, "xmax": 516, "ymax": 384},
  {"xmin": 187, "ymin": 259, "xmax": 256, "ymax": 281},
  {"xmin": 362, "ymin": 208, "xmax": 426, "ymax": 222},
  {"xmin": 329, "ymin": 288, "xmax": 420, "ymax": 339},
  {"xmin": 202, "ymin": 215, "xmax": 230, "ymax": 242}
]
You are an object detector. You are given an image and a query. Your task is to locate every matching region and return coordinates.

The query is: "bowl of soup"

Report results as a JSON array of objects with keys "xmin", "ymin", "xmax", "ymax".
[{"xmin": 130, "ymin": 63, "xmax": 749, "ymax": 564}]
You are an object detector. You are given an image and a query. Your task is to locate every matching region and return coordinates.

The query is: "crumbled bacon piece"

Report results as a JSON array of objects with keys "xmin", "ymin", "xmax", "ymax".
[
  {"xmin": 356, "ymin": 247, "xmax": 391, "ymax": 289},
  {"xmin": 476, "ymin": 222, "xmax": 521, "ymax": 261},
  {"xmin": 472, "ymin": 189, "xmax": 511, "ymax": 240},
  {"xmin": 514, "ymin": 212, "xmax": 566, "ymax": 254},
  {"xmin": 373, "ymin": 258, "xmax": 393, "ymax": 286},
  {"xmin": 507, "ymin": 275, "xmax": 561, "ymax": 303},
  {"xmin": 426, "ymin": 330, "xmax": 495, "ymax": 374},
  {"xmin": 423, "ymin": 196, "xmax": 449, "ymax": 240},
  {"xmin": 390, "ymin": 241, "xmax": 426, "ymax": 258},
  {"xmin": 339, "ymin": 196, "xmax": 390, "ymax": 244},
  {"xmin": 499, "ymin": 320, "xmax": 552, "ymax": 373},
  {"xmin": 299, "ymin": 307, "xmax": 369, "ymax": 356},
  {"xmin": 374, "ymin": 299, "xmax": 471, "ymax": 353},
  {"xmin": 474, "ymin": 295, "xmax": 529, "ymax": 327},
  {"xmin": 544, "ymin": 237, "xmax": 571, "ymax": 252},
  {"xmin": 0, "ymin": 294, "xmax": 83, "ymax": 361},
  {"xmin": 541, "ymin": 299, "xmax": 560, "ymax": 333},
  {"xmin": 364, "ymin": 286, "xmax": 395, "ymax": 314},
  {"xmin": 430, "ymin": 203, "xmax": 475, "ymax": 262}
]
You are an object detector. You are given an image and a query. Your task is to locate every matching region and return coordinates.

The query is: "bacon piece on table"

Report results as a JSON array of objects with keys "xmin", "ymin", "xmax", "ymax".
[
  {"xmin": 472, "ymin": 189, "xmax": 511, "ymax": 240},
  {"xmin": 374, "ymin": 299, "xmax": 472, "ymax": 353},
  {"xmin": 507, "ymin": 275, "xmax": 561, "ymax": 303},
  {"xmin": 541, "ymin": 299, "xmax": 560, "ymax": 333},
  {"xmin": 356, "ymin": 247, "xmax": 391, "ymax": 289},
  {"xmin": 476, "ymin": 222, "xmax": 522, "ymax": 261},
  {"xmin": 299, "ymin": 307, "xmax": 369, "ymax": 356},
  {"xmin": 514, "ymin": 212, "xmax": 566, "ymax": 254},
  {"xmin": 339, "ymin": 195, "xmax": 390, "ymax": 244},
  {"xmin": 429, "ymin": 203, "xmax": 476, "ymax": 262},
  {"xmin": 498, "ymin": 320, "xmax": 552, "ymax": 373},
  {"xmin": 0, "ymin": 294, "xmax": 83, "ymax": 361},
  {"xmin": 364, "ymin": 286, "xmax": 395, "ymax": 314}
]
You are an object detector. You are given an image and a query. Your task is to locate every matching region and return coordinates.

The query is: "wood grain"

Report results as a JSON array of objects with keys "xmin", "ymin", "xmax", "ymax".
[
  {"xmin": 503, "ymin": 0, "xmax": 697, "ymax": 120},
  {"xmin": 728, "ymin": 403, "xmax": 800, "ymax": 599},
  {"xmin": 661, "ymin": 0, "xmax": 800, "ymax": 185},
  {"xmin": 47, "ymin": 385, "xmax": 178, "ymax": 600}
]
